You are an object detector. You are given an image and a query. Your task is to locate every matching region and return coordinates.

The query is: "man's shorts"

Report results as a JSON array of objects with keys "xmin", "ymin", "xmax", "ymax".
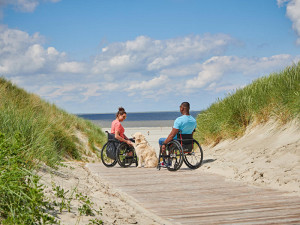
[{"xmin": 159, "ymin": 138, "xmax": 167, "ymax": 146}]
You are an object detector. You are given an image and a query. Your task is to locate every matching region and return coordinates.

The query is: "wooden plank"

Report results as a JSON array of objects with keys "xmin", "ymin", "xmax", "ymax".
[{"xmin": 87, "ymin": 163, "xmax": 300, "ymax": 224}]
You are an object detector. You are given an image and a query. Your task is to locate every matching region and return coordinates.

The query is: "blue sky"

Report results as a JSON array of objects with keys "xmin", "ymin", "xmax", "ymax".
[{"xmin": 0, "ymin": 0, "xmax": 299, "ymax": 113}]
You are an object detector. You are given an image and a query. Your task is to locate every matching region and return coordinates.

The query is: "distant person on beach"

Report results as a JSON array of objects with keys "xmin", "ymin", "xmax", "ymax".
[
  {"xmin": 159, "ymin": 102, "xmax": 196, "ymax": 153},
  {"xmin": 111, "ymin": 107, "xmax": 133, "ymax": 146}
]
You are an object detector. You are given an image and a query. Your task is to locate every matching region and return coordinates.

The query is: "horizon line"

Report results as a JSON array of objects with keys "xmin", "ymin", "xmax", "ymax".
[{"xmin": 76, "ymin": 110, "xmax": 203, "ymax": 115}]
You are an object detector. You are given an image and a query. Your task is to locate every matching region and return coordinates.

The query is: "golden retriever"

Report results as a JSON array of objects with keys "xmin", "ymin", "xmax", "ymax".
[{"xmin": 132, "ymin": 132, "xmax": 158, "ymax": 168}]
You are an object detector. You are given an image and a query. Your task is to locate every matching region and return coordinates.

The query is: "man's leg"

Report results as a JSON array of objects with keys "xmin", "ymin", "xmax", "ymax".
[
  {"xmin": 158, "ymin": 138, "xmax": 167, "ymax": 167},
  {"xmin": 159, "ymin": 138, "xmax": 166, "ymax": 147}
]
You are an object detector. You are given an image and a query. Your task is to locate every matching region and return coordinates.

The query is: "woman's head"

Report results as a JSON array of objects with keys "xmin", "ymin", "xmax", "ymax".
[{"xmin": 116, "ymin": 107, "xmax": 127, "ymax": 121}]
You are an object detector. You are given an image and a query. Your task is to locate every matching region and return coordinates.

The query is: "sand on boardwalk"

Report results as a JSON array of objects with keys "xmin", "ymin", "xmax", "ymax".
[
  {"xmin": 104, "ymin": 121, "xmax": 300, "ymax": 196},
  {"xmin": 38, "ymin": 120, "xmax": 300, "ymax": 224}
]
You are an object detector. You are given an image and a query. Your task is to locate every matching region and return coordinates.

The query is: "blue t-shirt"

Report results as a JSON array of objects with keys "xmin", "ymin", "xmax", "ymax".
[{"xmin": 173, "ymin": 115, "xmax": 197, "ymax": 134}]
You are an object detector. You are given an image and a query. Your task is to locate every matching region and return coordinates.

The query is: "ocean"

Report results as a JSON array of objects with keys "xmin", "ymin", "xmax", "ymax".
[{"xmin": 77, "ymin": 111, "xmax": 201, "ymax": 128}]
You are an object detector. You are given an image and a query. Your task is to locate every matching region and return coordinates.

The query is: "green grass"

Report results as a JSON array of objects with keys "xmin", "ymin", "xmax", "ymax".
[
  {"xmin": 0, "ymin": 132, "xmax": 57, "ymax": 224},
  {"xmin": 195, "ymin": 62, "xmax": 300, "ymax": 145},
  {"xmin": 0, "ymin": 78, "xmax": 106, "ymax": 224}
]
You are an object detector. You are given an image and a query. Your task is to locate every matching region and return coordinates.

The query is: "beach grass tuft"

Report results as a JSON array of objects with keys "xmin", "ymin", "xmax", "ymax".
[
  {"xmin": 195, "ymin": 62, "xmax": 300, "ymax": 145},
  {"xmin": 0, "ymin": 77, "xmax": 106, "ymax": 223}
]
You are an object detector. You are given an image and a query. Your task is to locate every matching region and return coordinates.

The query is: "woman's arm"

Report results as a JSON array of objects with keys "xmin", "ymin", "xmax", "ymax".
[{"xmin": 115, "ymin": 130, "xmax": 132, "ymax": 146}]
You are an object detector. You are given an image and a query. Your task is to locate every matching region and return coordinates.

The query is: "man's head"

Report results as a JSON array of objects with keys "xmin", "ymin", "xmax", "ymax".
[{"xmin": 180, "ymin": 102, "xmax": 190, "ymax": 114}]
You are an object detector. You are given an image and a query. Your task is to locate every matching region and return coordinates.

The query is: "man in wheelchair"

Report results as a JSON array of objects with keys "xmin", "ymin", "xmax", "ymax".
[{"xmin": 158, "ymin": 102, "xmax": 197, "ymax": 167}]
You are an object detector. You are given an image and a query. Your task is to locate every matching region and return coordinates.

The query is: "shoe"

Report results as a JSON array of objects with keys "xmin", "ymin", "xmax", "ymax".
[
  {"xmin": 160, "ymin": 161, "xmax": 167, "ymax": 168},
  {"xmin": 166, "ymin": 160, "xmax": 172, "ymax": 167},
  {"xmin": 160, "ymin": 160, "xmax": 172, "ymax": 168}
]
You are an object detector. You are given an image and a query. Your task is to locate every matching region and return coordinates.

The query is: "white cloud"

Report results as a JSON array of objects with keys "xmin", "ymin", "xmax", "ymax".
[
  {"xmin": 101, "ymin": 82, "xmax": 120, "ymax": 91},
  {"xmin": 92, "ymin": 34, "xmax": 236, "ymax": 76},
  {"xmin": 185, "ymin": 56, "xmax": 226, "ymax": 89},
  {"xmin": 47, "ymin": 47, "xmax": 59, "ymax": 56},
  {"xmin": 0, "ymin": 0, "xmax": 61, "ymax": 13},
  {"xmin": 1, "ymin": 26, "xmax": 298, "ymax": 107},
  {"xmin": 163, "ymin": 34, "xmax": 234, "ymax": 58},
  {"xmin": 38, "ymin": 84, "xmax": 76, "ymax": 99},
  {"xmin": 147, "ymin": 56, "xmax": 177, "ymax": 71},
  {"xmin": 185, "ymin": 54, "xmax": 296, "ymax": 90},
  {"xmin": 57, "ymin": 62, "xmax": 85, "ymax": 73},
  {"xmin": 160, "ymin": 63, "xmax": 202, "ymax": 77},
  {"xmin": 206, "ymin": 82, "xmax": 244, "ymax": 93},
  {"xmin": 81, "ymin": 84, "xmax": 102, "ymax": 101},
  {"xmin": 0, "ymin": 25, "xmax": 43, "ymax": 54},
  {"xmin": 125, "ymin": 36, "xmax": 153, "ymax": 51},
  {"xmin": 109, "ymin": 54, "xmax": 131, "ymax": 67},
  {"xmin": 127, "ymin": 75, "xmax": 168, "ymax": 91},
  {"xmin": 0, "ymin": 26, "xmax": 82, "ymax": 75},
  {"xmin": 37, "ymin": 83, "xmax": 100, "ymax": 102},
  {"xmin": 278, "ymin": 0, "xmax": 300, "ymax": 45}
]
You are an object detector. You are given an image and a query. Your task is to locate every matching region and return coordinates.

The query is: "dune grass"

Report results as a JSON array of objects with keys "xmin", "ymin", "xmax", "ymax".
[
  {"xmin": 0, "ymin": 78, "xmax": 106, "ymax": 224},
  {"xmin": 195, "ymin": 62, "xmax": 300, "ymax": 145}
]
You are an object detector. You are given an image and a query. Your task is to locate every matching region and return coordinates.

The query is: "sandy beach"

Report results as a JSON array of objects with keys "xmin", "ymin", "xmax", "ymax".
[{"xmin": 38, "ymin": 120, "xmax": 300, "ymax": 224}]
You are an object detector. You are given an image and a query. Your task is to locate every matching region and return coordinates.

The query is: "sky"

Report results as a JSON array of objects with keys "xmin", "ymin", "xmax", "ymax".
[{"xmin": 0, "ymin": 0, "xmax": 299, "ymax": 113}]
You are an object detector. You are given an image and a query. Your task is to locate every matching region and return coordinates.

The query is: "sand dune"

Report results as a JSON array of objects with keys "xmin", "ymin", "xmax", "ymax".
[{"xmin": 201, "ymin": 119, "xmax": 300, "ymax": 196}]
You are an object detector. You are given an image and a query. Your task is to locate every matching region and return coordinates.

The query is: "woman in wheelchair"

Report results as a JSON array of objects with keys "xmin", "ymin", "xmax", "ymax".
[
  {"xmin": 101, "ymin": 107, "xmax": 137, "ymax": 168},
  {"xmin": 111, "ymin": 107, "xmax": 134, "ymax": 147}
]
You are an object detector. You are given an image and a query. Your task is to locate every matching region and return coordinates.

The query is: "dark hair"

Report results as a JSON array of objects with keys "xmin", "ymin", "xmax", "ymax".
[
  {"xmin": 181, "ymin": 102, "xmax": 190, "ymax": 109},
  {"xmin": 116, "ymin": 107, "xmax": 126, "ymax": 118}
]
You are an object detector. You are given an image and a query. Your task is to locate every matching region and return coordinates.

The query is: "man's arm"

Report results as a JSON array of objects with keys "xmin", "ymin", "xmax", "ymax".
[{"xmin": 161, "ymin": 127, "xmax": 179, "ymax": 151}]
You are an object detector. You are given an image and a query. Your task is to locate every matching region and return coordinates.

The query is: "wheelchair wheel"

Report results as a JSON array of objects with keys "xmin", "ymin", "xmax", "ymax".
[
  {"xmin": 116, "ymin": 142, "xmax": 135, "ymax": 167},
  {"xmin": 101, "ymin": 142, "xmax": 117, "ymax": 167},
  {"xmin": 183, "ymin": 139, "xmax": 203, "ymax": 169},
  {"xmin": 166, "ymin": 140, "xmax": 184, "ymax": 171}
]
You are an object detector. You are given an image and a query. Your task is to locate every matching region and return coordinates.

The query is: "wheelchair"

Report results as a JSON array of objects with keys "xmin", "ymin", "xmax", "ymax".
[
  {"xmin": 157, "ymin": 133, "xmax": 203, "ymax": 171},
  {"xmin": 100, "ymin": 131, "xmax": 138, "ymax": 168}
]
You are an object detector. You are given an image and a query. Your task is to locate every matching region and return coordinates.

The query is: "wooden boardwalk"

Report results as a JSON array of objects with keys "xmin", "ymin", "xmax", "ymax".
[{"xmin": 87, "ymin": 163, "xmax": 300, "ymax": 224}]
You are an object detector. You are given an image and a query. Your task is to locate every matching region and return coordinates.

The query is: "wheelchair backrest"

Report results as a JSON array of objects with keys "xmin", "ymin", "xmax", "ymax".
[
  {"xmin": 105, "ymin": 131, "xmax": 120, "ymax": 148},
  {"xmin": 105, "ymin": 131, "xmax": 120, "ymax": 160},
  {"xmin": 107, "ymin": 132, "xmax": 116, "ymax": 140},
  {"xmin": 106, "ymin": 131, "xmax": 119, "ymax": 142},
  {"xmin": 177, "ymin": 133, "xmax": 193, "ymax": 152}
]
